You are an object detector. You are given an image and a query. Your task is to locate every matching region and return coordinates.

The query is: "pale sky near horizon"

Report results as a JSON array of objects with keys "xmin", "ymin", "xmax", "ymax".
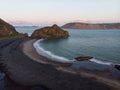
[{"xmin": 0, "ymin": 0, "xmax": 120, "ymax": 26}]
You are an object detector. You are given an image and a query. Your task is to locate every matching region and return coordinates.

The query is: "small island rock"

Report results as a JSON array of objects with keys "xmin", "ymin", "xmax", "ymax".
[
  {"xmin": 31, "ymin": 24, "xmax": 69, "ymax": 39},
  {"xmin": 75, "ymin": 56, "xmax": 93, "ymax": 61}
]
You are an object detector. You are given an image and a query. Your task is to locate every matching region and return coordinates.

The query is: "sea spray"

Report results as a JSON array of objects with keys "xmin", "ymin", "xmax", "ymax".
[{"xmin": 90, "ymin": 58, "xmax": 112, "ymax": 65}]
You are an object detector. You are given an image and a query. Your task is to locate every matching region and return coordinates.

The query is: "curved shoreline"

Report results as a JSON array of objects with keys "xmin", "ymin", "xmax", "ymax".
[
  {"xmin": 22, "ymin": 39, "xmax": 49, "ymax": 64},
  {"xmin": 33, "ymin": 39, "xmax": 75, "ymax": 63},
  {"xmin": 28, "ymin": 39, "xmax": 116, "ymax": 66},
  {"xmin": 23, "ymin": 39, "xmax": 120, "ymax": 89},
  {"xmin": 22, "ymin": 39, "xmax": 72, "ymax": 66},
  {"xmin": 0, "ymin": 38, "xmax": 120, "ymax": 90}
]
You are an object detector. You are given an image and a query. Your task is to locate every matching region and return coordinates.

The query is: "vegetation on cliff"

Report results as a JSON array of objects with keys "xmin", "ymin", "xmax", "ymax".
[
  {"xmin": 31, "ymin": 24, "xmax": 69, "ymax": 39},
  {"xmin": 0, "ymin": 18, "xmax": 28, "ymax": 39}
]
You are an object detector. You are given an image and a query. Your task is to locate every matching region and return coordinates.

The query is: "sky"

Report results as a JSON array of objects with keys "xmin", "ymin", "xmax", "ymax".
[{"xmin": 0, "ymin": 0, "xmax": 120, "ymax": 26}]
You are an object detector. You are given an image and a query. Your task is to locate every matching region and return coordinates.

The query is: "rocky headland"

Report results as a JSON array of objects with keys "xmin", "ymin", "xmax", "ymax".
[
  {"xmin": 62, "ymin": 22, "xmax": 120, "ymax": 29},
  {"xmin": 31, "ymin": 24, "xmax": 69, "ymax": 39},
  {"xmin": 0, "ymin": 18, "xmax": 28, "ymax": 39}
]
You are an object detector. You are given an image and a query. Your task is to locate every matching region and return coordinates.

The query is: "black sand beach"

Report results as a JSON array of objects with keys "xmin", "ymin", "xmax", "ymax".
[{"xmin": 0, "ymin": 38, "xmax": 120, "ymax": 90}]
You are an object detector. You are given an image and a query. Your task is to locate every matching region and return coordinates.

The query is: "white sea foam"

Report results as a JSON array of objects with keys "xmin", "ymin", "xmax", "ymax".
[
  {"xmin": 90, "ymin": 58, "xmax": 112, "ymax": 65},
  {"xmin": 33, "ymin": 39, "xmax": 75, "ymax": 63}
]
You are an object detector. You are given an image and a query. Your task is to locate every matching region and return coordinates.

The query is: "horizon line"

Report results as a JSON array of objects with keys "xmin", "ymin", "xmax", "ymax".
[{"xmin": 12, "ymin": 21, "xmax": 120, "ymax": 26}]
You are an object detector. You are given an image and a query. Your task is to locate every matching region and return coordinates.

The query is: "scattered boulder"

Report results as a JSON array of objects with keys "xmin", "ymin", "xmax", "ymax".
[
  {"xmin": 75, "ymin": 56, "xmax": 93, "ymax": 61},
  {"xmin": 31, "ymin": 24, "xmax": 69, "ymax": 39},
  {"xmin": 114, "ymin": 64, "xmax": 120, "ymax": 71}
]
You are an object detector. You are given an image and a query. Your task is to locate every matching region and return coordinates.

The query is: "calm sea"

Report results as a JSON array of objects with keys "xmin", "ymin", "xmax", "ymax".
[
  {"xmin": 15, "ymin": 26, "xmax": 41, "ymax": 36},
  {"xmin": 15, "ymin": 26, "xmax": 120, "ymax": 64}
]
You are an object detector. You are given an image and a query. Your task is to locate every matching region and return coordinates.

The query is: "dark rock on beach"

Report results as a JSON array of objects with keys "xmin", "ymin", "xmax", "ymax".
[
  {"xmin": 75, "ymin": 56, "xmax": 93, "ymax": 61},
  {"xmin": 31, "ymin": 24, "xmax": 69, "ymax": 39},
  {"xmin": 0, "ymin": 72, "xmax": 5, "ymax": 90},
  {"xmin": 115, "ymin": 64, "xmax": 120, "ymax": 71}
]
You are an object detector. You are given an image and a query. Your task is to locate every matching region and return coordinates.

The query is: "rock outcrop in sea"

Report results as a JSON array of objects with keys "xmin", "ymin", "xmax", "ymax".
[
  {"xmin": 75, "ymin": 56, "xmax": 93, "ymax": 61},
  {"xmin": 31, "ymin": 24, "xmax": 69, "ymax": 39},
  {"xmin": 62, "ymin": 22, "xmax": 120, "ymax": 29},
  {"xmin": 0, "ymin": 18, "xmax": 28, "ymax": 39}
]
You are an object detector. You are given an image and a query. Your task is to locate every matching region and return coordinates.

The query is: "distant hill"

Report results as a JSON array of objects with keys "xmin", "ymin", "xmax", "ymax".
[
  {"xmin": 62, "ymin": 22, "xmax": 120, "ymax": 29},
  {"xmin": 0, "ymin": 18, "xmax": 28, "ymax": 39}
]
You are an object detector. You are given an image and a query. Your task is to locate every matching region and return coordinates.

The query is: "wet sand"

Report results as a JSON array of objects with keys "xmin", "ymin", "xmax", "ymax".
[{"xmin": 0, "ymin": 38, "xmax": 120, "ymax": 90}]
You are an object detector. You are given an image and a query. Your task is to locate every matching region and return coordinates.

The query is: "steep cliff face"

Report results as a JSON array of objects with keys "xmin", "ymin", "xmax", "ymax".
[
  {"xmin": 62, "ymin": 23, "xmax": 120, "ymax": 29},
  {"xmin": 0, "ymin": 18, "xmax": 28, "ymax": 39},
  {"xmin": 31, "ymin": 24, "xmax": 69, "ymax": 39},
  {"xmin": 0, "ymin": 18, "xmax": 18, "ymax": 36}
]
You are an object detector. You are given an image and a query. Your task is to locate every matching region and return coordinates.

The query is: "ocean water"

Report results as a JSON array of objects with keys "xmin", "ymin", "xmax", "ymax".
[
  {"xmin": 15, "ymin": 26, "xmax": 120, "ymax": 64},
  {"xmin": 34, "ymin": 29, "xmax": 120, "ymax": 64},
  {"xmin": 15, "ymin": 26, "xmax": 41, "ymax": 36}
]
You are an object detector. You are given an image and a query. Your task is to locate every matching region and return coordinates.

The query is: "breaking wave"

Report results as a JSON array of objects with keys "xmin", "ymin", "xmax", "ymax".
[
  {"xmin": 33, "ymin": 39, "xmax": 75, "ymax": 63},
  {"xmin": 90, "ymin": 58, "xmax": 112, "ymax": 65}
]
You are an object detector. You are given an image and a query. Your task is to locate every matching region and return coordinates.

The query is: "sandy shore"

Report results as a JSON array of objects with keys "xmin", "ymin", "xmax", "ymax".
[
  {"xmin": 0, "ymin": 38, "xmax": 120, "ymax": 90},
  {"xmin": 23, "ymin": 39, "xmax": 48, "ymax": 64}
]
